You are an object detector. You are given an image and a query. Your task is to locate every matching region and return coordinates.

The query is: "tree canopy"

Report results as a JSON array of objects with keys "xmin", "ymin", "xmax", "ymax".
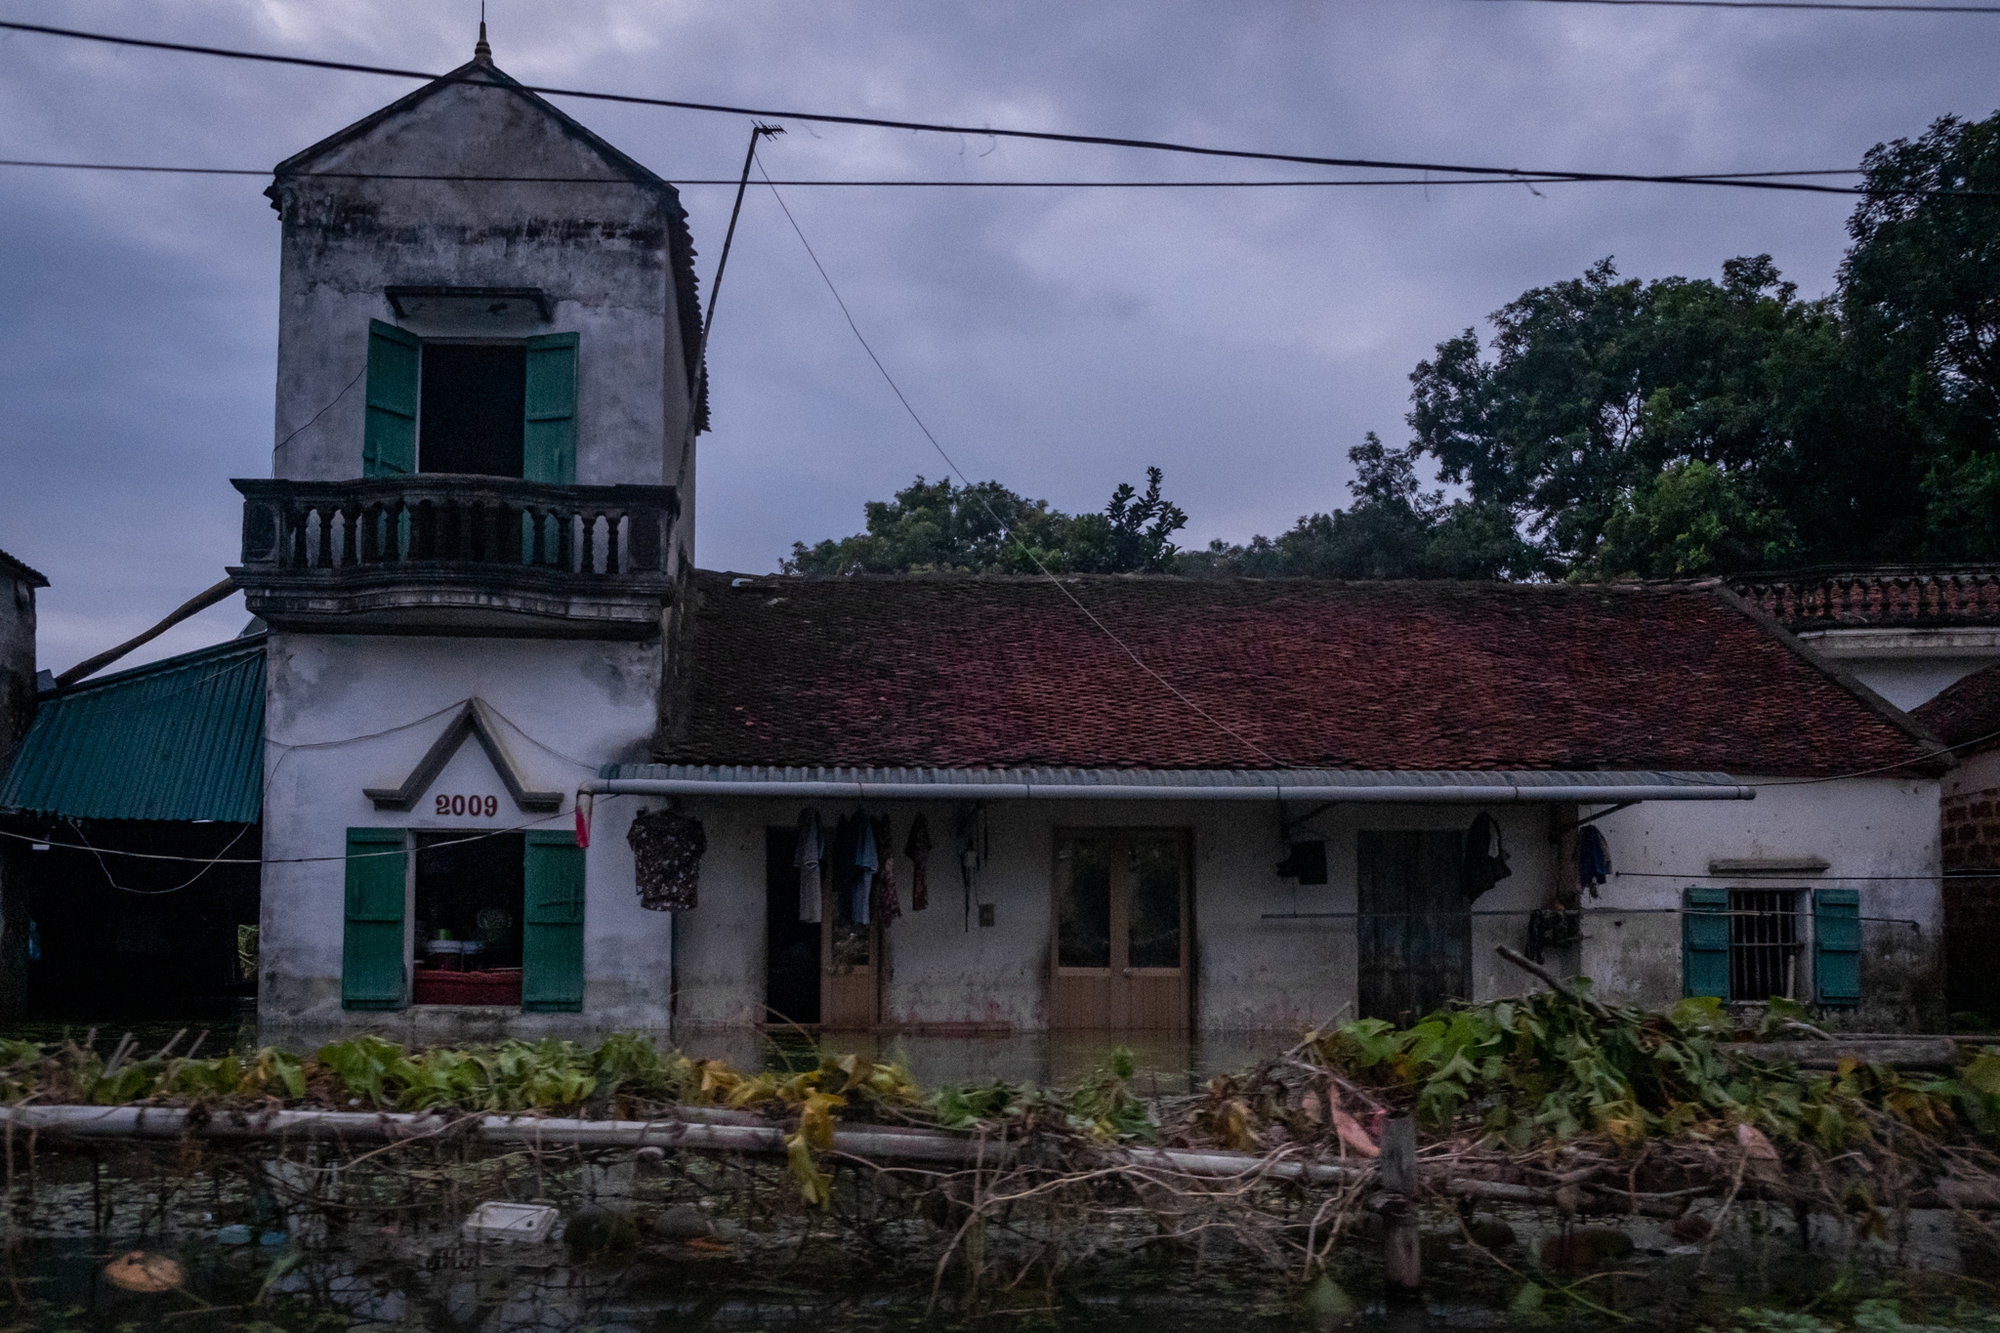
[
  {"xmin": 784, "ymin": 109, "xmax": 2000, "ymax": 582},
  {"xmin": 782, "ymin": 467, "xmax": 1188, "ymax": 575}
]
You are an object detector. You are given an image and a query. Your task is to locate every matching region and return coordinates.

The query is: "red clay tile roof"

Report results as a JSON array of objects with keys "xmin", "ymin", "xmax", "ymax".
[
  {"xmin": 667, "ymin": 573, "xmax": 1945, "ymax": 777},
  {"xmin": 1913, "ymin": 663, "xmax": 2000, "ymax": 756}
]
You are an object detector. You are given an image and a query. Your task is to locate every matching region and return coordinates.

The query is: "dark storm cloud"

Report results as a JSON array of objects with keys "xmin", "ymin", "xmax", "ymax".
[{"xmin": 1, "ymin": 0, "xmax": 1995, "ymax": 672}]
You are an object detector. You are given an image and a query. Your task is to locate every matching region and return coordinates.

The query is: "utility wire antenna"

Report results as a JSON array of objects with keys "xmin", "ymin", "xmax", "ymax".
[{"xmin": 753, "ymin": 159, "xmax": 1285, "ymax": 769}]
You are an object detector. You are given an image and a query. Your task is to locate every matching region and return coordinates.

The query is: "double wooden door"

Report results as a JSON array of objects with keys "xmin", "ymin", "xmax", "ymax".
[{"xmin": 1052, "ymin": 831, "xmax": 1190, "ymax": 1030}]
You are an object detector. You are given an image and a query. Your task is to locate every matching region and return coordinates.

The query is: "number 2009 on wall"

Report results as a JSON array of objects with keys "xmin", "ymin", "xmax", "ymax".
[{"xmin": 435, "ymin": 794, "xmax": 499, "ymax": 818}]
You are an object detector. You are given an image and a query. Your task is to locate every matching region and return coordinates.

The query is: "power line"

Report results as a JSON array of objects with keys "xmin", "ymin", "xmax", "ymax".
[
  {"xmin": 0, "ymin": 158, "xmax": 1869, "ymax": 187},
  {"xmin": 0, "ymin": 19, "xmax": 1919, "ymax": 196},
  {"xmin": 1465, "ymin": 0, "xmax": 2000, "ymax": 10},
  {"xmin": 754, "ymin": 162, "xmax": 1285, "ymax": 767}
]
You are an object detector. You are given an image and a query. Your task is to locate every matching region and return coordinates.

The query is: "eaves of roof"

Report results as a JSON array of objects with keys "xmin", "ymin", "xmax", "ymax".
[{"xmin": 0, "ymin": 636, "xmax": 265, "ymax": 824}]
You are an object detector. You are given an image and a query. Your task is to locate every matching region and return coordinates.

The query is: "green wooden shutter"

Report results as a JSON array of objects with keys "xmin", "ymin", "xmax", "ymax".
[
  {"xmin": 1682, "ymin": 886, "xmax": 1731, "ymax": 999},
  {"xmin": 343, "ymin": 828, "xmax": 407, "ymax": 1010},
  {"xmin": 1814, "ymin": 888, "xmax": 1862, "ymax": 1007},
  {"xmin": 523, "ymin": 333, "xmax": 579, "ymax": 484},
  {"xmin": 363, "ymin": 320, "xmax": 420, "ymax": 478},
  {"xmin": 523, "ymin": 830, "xmax": 585, "ymax": 1012}
]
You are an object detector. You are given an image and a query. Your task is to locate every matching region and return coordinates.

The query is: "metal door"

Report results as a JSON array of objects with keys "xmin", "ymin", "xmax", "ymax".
[{"xmin": 1357, "ymin": 829, "xmax": 1468, "ymax": 1023}]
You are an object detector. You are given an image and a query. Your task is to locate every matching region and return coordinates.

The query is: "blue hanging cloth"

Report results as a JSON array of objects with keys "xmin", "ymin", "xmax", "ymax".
[{"xmin": 1579, "ymin": 825, "xmax": 1612, "ymax": 895}]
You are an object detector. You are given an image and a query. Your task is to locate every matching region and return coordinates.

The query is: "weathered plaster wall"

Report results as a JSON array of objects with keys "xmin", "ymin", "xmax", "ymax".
[
  {"xmin": 1588, "ymin": 778, "xmax": 1942, "ymax": 1029},
  {"xmin": 257, "ymin": 632, "xmax": 666, "ymax": 1042},
  {"xmin": 672, "ymin": 798, "xmax": 1562, "ymax": 1035},
  {"xmin": 1797, "ymin": 629, "xmax": 2000, "ymax": 711},
  {"xmin": 671, "ymin": 781, "xmax": 1942, "ymax": 1034},
  {"xmin": 267, "ymin": 75, "xmax": 696, "ymax": 559},
  {"xmin": 0, "ymin": 568, "xmax": 35, "ymax": 773}
]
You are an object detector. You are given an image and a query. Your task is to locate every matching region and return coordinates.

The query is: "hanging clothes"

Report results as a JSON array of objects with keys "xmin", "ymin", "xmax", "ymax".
[
  {"xmin": 628, "ymin": 806, "xmax": 707, "ymax": 911},
  {"xmin": 904, "ymin": 814, "xmax": 933, "ymax": 912},
  {"xmin": 1462, "ymin": 811, "xmax": 1512, "ymax": 902},
  {"xmin": 1578, "ymin": 825, "xmax": 1613, "ymax": 896},
  {"xmin": 794, "ymin": 808, "xmax": 826, "ymax": 923},
  {"xmin": 953, "ymin": 806, "xmax": 983, "ymax": 931},
  {"xmin": 871, "ymin": 813, "xmax": 902, "ymax": 921},
  {"xmin": 852, "ymin": 814, "xmax": 877, "ymax": 926}
]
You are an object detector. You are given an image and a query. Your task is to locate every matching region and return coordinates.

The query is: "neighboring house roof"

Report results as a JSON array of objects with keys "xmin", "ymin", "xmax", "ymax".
[
  {"xmin": 0, "ymin": 636, "xmax": 264, "ymax": 823},
  {"xmin": 0, "ymin": 548, "xmax": 47, "ymax": 589},
  {"xmin": 1730, "ymin": 565, "xmax": 2000, "ymax": 631},
  {"xmin": 1913, "ymin": 662, "xmax": 2000, "ymax": 757},
  {"xmin": 667, "ymin": 574, "xmax": 1945, "ymax": 778},
  {"xmin": 270, "ymin": 57, "xmax": 708, "ymax": 432}
]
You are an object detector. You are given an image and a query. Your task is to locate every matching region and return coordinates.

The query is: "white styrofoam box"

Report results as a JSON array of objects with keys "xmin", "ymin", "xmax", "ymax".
[{"xmin": 462, "ymin": 1201, "xmax": 559, "ymax": 1245}]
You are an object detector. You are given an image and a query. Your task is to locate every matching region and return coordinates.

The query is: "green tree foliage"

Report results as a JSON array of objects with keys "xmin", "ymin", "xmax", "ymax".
[
  {"xmin": 1843, "ymin": 112, "xmax": 2000, "ymax": 560},
  {"xmin": 784, "ymin": 467, "xmax": 1187, "ymax": 575},
  {"xmin": 1395, "ymin": 109, "xmax": 2000, "ymax": 577},
  {"xmin": 1179, "ymin": 434, "xmax": 1540, "ymax": 579}
]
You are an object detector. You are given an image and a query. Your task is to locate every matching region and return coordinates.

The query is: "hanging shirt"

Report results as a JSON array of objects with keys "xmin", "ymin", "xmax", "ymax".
[
  {"xmin": 1579, "ymin": 825, "xmax": 1613, "ymax": 895},
  {"xmin": 871, "ymin": 813, "xmax": 902, "ymax": 921},
  {"xmin": 1462, "ymin": 811, "xmax": 1512, "ymax": 902},
  {"xmin": 794, "ymin": 808, "xmax": 825, "ymax": 923},
  {"xmin": 628, "ymin": 807, "xmax": 707, "ymax": 911},
  {"xmin": 904, "ymin": 814, "xmax": 933, "ymax": 912}
]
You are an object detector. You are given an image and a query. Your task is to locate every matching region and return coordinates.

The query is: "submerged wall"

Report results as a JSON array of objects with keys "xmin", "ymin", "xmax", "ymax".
[{"xmin": 668, "ymin": 778, "xmax": 1941, "ymax": 1035}]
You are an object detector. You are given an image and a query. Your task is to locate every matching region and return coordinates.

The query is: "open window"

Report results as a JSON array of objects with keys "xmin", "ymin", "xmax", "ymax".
[
  {"xmin": 1682, "ymin": 885, "xmax": 1860, "ymax": 1007},
  {"xmin": 413, "ymin": 830, "xmax": 524, "ymax": 1005},
  {"xmin": 363, "ymin": 321, "xmax": 577, "ymax": 482}
]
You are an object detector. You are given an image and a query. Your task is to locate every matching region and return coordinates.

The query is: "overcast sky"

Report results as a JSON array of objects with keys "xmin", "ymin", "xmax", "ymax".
[{"xmin": 1, "ymin": 0, "xmax": 1996, "ymax": 676}]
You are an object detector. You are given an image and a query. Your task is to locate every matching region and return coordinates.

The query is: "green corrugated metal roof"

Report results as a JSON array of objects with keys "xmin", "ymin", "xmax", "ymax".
[{"xmin": 0, "ymin": 635, "xmax": 264, "ymax": 823}]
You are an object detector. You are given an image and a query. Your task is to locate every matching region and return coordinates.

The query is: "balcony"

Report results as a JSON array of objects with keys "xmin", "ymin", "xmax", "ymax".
[
  {"xmin": 230, "ymin": 477, "xmax": 678, "ymax": 638},
  {"xmin": 1731, "ymin": 566, "xmax": 2000, "ymax": 631}
]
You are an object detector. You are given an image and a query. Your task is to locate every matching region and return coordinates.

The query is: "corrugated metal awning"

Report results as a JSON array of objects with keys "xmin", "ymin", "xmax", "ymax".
[
  {"xmin": 590, "ymin": 764, "xmax": 1755, "ymax": 803},
  {"xmin": 0, "ymin": 636, "xmax": 265, "ymax": 823}
]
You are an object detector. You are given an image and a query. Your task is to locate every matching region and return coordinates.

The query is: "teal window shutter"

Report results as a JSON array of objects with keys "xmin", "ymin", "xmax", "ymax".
[
  {"xmin": 1683, "ymin": 886, "xmax": 1730, "ymax": 999},
  {"xmin": 523, "ymin": 830, "xmax": 585, "ymax": 1012},
  {"xmin": 343, "ymin": 828, "xmax": 408, "ymax": 1010},
  {"xmin": 1814, "ymin": 888, "xmax": 1862, "ymax": 1007},
  {"xmin": 523, "ymin": 333, "xmax": 579, "ymax": 484},
  {"xmin": 363, "ymin": 321, "xmax": 420, "ymax": 478}
]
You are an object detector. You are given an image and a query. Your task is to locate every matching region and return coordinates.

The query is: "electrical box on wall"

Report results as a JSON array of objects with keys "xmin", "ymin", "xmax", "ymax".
[{"xmin": 1275, "ymin": 841, "xmax": 1328, "ymax": 886}]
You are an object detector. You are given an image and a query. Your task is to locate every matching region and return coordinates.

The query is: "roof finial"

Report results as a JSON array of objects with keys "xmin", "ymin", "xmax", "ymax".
[{"xmin": 474, "ymin": 2, "xmax": 492, "ymax": 64}]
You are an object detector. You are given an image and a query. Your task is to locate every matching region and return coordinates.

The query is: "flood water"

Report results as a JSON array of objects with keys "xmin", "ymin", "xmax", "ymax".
[{"xmin": 0, "ymin": 1021, "xmax": 1994, "ymax": 1331}]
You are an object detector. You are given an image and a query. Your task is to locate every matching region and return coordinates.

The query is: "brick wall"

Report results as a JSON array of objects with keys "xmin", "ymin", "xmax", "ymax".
[{"xmin": 1943, "ymin": 787, "xmax": 2000, "ymax": 1021}]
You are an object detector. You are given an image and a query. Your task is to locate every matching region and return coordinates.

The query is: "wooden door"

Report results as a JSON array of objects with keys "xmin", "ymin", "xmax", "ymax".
[
  {"xmin": 821, "ymin": 870, "xmax": 879, "ymax": 1030},
  {"xmin": 1357, "ymin": 829, "xmax": 1468, "ymax": 1024},
  {"xmin": 1052, "ymin": 831, "xmax": 1190, "ymax": 1030}
]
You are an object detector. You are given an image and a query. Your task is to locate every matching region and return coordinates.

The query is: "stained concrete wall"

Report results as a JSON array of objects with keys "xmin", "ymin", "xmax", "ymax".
[
  {"xmin": 1587, "ymin": 778, "xmax": 1942, "ymax": 1029},
  {"xmin": 677, "ymin": 798, "xmax": 1568, "ymax": 1034},
  {"xmin": 0, "ymin": 565, "xmax": 35, "ymax": 774},
  {"xmin": 257, "ymin": 632, "xmax": 667, "ymax": 1044},
  {"xmin": 668, "ymin": 780, "xmax": 1942, "ymax": 1035},
  {"xmin": 266, "ymin": 69, "xmax": 697, "ymax": 563},
  {"xmin": 1797, "ymin": 629, "xmax": 2000, "ymax": 711}
]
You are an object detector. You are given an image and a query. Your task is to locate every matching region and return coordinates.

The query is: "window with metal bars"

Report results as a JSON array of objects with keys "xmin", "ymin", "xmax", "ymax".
[{"xmin": 1728, "ymin": 888, "xmax": 1802, "ymax": 1002}]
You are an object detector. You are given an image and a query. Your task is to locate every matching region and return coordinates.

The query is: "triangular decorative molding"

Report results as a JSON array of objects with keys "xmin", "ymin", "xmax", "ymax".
[{"xmin": 364, "ymin": 699, "xmax": 563, "ymax": 813}]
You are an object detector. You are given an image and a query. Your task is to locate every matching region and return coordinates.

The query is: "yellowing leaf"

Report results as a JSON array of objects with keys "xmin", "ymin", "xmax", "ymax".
[{"xmin": 1333, "ymin": 1109, "xmax": 1379, "ymax": 1158}]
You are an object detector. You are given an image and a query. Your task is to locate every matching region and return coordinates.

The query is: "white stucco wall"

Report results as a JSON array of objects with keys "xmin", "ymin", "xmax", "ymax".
[
  {"xmin": 1587, "ymin": 777, "xmax": 1942, "ymax": 1028},
  {"xmin": 1797, "ymin": 628, "xmax": 2000, "ymax": 710},
  {"xmin": 258, "ymin": 632, "xmax": 667, "ymax": 1043},
  {"xmin": 675, "ymin": 798, "xmax": 1566, "ymax": 1035},
  {"xmin": 668, "ymin": 779, "xmax": 1942, "ymax": 1035}
]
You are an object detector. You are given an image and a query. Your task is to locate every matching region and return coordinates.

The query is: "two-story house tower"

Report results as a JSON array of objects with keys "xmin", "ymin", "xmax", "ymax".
[{"xmin": 232, "ymin": 31, "xmax": 701, "ymax": 1039}]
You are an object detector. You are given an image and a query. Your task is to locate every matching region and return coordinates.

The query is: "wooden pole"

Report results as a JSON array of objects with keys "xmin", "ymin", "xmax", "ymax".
[{"xmin": 1379, "ymin": 1113, "xmax": 1421, "ymax": 1293}]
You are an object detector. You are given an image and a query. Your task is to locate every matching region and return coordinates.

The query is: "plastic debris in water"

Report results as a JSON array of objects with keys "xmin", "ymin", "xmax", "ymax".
[{"xmin": 104, "ymin": 1252, "xmax": 183, "ymax": 1293}]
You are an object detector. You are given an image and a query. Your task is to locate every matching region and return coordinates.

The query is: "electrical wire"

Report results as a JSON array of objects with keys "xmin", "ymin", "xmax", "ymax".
[
  {"xmin": 0, "ymin": 804, "xmax": 596, "ymax": 865},
  {"xmin": 1463, "ymin": 0, "xmax": 2000, "ymax": 10},
  {"xmin": 0, "ymin": 19, "xmax": 1940, "ymax": 197},
  {"xmin": 0, "ymin": 158, "xmax": 1872, "ymax": 187},
  {"xmin": 65, "ymin": 817, "xmax": 253, "ymax": 895},
  {"xmin": 756, "ymin": 161, "xmax": 1284, "ymax": 767}
]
